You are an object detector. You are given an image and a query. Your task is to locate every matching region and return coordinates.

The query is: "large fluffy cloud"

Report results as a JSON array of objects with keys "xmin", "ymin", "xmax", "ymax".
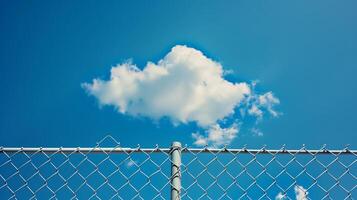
[
  {"xmin": 83, "ymin": 45, "xmax": 250, "ymax": 127},
  {"xmin": 83, "ymin": 45, "xmax": 279, "ymax": 146}
]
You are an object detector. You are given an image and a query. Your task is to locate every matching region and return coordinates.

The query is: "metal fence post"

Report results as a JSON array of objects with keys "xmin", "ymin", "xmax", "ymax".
[{"xmin": 171, "ymin": 141, "xmax": 181, "ymax": 200}]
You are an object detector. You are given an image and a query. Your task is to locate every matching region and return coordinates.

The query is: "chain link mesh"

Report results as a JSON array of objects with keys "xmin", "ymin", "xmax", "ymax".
[
  {"xmin": 181, "ymin": 146, "xmax": 356, "ymax": 200},
  {"xmin": 0, "ymin": 136, "xmax": 356, "ymax": 199}
]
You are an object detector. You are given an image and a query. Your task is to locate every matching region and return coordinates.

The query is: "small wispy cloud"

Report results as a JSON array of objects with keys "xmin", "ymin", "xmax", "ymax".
[
  {"xmin": 247, "ymin": 91, "xmax": 280, "ymax": 120},
  {"xmin": 192, "ymin": 123, "xmax": 239, "ymax": 147},
  {"xmin": 275, "ymin": 192, "xmax": 286, "ymax": 200},
  {"xmin": 275, "ymin": 185, "xmax": 308, "ymax": 200},
  {"xmin": 83, "ymin": 45, "xmax": 280, "ymax": 146},
  {"xmin": 295, "ymin": 185, "xmax": 308, "ymax": 200}
]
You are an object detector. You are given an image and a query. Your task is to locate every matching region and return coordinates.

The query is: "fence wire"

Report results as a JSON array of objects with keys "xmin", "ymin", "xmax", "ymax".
[{"xmin": 0, "ymin": 136, "xmax": 356, "ymax": 200}]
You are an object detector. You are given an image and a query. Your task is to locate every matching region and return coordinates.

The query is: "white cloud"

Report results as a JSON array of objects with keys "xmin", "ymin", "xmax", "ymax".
[
  {"xmin": 259, "ymin": 92, "xmax": 280, "ymax": 117},
  {"xmin": 248, "ymin": 104, "xmax": 264, "ymax": 119},
  {"xmin": 192, "ymin": 123, "xmax": 239, "ymax": 147},
  {"xmin": 83, "ymin": 45, "xmax": 280, "ymax": 146},
  {"xmin": 82, "ymin": 45, "xmax": 251, "ymax": 127},
  {"xmin": 275, "ymin": 192, "xmax": 286, "ymax": 200},
  {"xmin": 275, "ymin": 185, "xmax": 308, "ymax": 200},
  {"xmin": 295, "ymin": 185, "xmax": 308, "ymax": 200},
  {"xmin": 247, "ymin": 91, "xmax": 280, "ymax": 120}
]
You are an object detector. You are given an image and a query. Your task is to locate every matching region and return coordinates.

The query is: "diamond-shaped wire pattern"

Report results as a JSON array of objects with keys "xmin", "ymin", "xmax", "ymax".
[
  {"xmin": 0, "ymin": 137, "xmax": 356, "ymax": 199},
  {"xmin": 181, "ymin": 146, "xmax": 356, "ymax": 200},
  {"xmin": 0, "ymin": 136, "xmax": 172, "ymax": 200}
]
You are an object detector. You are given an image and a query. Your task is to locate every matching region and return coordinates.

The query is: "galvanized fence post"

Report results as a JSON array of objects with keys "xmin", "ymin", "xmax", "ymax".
[{"xmin": 170, "ymin": 141, "xmax": 181, "ymax": 200}]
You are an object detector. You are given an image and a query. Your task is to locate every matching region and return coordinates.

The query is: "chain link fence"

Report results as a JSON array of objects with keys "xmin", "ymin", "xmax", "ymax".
[{"xmin": 1, "ymin": 136, "xmax": 356, "ymax": 199}]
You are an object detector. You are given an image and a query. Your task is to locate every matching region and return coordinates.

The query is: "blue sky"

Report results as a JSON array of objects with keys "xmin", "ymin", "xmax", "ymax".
[{"xmin": 0, "ymin": 0, "xmax": 356, "ymax": 149}]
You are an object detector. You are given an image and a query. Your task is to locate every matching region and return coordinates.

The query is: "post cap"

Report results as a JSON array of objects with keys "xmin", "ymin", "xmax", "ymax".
[{"xmin": 172, "ymin": 141, "xmax": 182, "ymax": 148}]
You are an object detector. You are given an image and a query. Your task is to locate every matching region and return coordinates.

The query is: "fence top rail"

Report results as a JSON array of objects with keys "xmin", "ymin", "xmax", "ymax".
[{"xmin": 0, "ymin": 147, "xmax": 356, "ymax": 154}]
